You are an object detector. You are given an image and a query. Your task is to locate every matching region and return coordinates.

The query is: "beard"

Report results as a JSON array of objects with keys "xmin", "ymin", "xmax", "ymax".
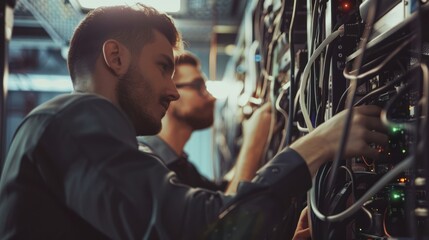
[
  {"xmin": 172, "ymin": 103, "xmax": 214, "ymax": 130},
  {"xmin": 189, "ymin": 115, "xmax": 214, "ymax": 130},
  {"xmin": 116, "ymin": 65, "xmax": 162, "ymax": 136}
]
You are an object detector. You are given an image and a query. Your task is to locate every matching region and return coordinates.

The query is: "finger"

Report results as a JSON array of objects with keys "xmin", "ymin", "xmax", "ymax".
[
  {"xmin": 293, "ymin": 228, "xmax": 311, "ymax": 240},
  {"xmin": 354, "ymin": 115, "xmax": 387, "ymax": 133},
  {"xmin": 363, "ymin": 130, "xmax": 389, "ymax": 147},
  {"xmin": 354, "ymin": 105, "xmax": 382, "ymax": 116},
  {"xmin": 360, "ymin": 144, "xmax": 382, "ymax": 160},
  {"xmin": 295, "ymin": 219, "xmax": 308, "ymax": 231},
  {"xmin": 298, "ymin": 207, "xmax": 309, "ymax": 229}
]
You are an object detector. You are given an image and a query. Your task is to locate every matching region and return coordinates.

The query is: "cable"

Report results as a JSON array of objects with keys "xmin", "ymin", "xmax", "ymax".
[
  {"xmin": 276, "ymin": 82, "xmax": 290, "ymax": 153},
  {"xmin": 361, "ymin": 206, "xmax": 374, "ymax": 230},
  {"xmin": 316, "ymin": 40, "xmax": 335, "ymax": 125},
  {"xmin": 361, "ymin": 156, "xmax": 374, "ymax": 167},
  {"xmin": 310, "ymin": 155, "xmax": 414, "ymax": 222},
  {"xmin": 343, "ymin": 35, "xmax": 417, "ymax": 81},
  {"xmin": 340, "ymin": 165, "xmax": 355, "ymax": 199},
  {"xmin": 335, "ymin": 85, "xmax": 352, "ymax": 114},
  {"xmin": 262, "ymin": 3, "xmax": 288, "ymax": 102},
  {"xmin": 297, "ymin": 121, "xmax": 310, "ymax": 133},
  {"xmin": 353, "ymin": 65, "xmax": 421, "ymax": 106},
  {"xmin": 309, "ymin": 0, "xmax": 320, "ymax": 58},
  {"xmin": 383, "ymin": 207, "xmax": 393, "ymax": 238},
  {"xmin": 312, "ymin": 160, "xmax": 332, "ymax": 239},
  {"xmin": 234, "ymin": 0, "xmax": 260, "ymax": 101},
  {"xmin": 309, "ymin": 8, "xmax": 321, "ymax": 127},
  {"xmin": 335, "ymin": 59, "xmax": 408, "ymax": 114},
  {"xmin": 284, "ymin": 0, "xmax": 298, "ymax": 146},
  {"xmin": 244, "ymin": 41, "xmax": 260, "ymax": 100},
  {"xmin": 325, "ymin": 0, "xmax": 379, "ymax": 197},
  {"xmin": 409, "ymin": 5, "xmax": 425, "ymax": 239},
  {"xmin": 419, "ymin": 63, "xmax": 429, "ymax": 239},
  {"xmin": 316, "ymin": 163, "xmax": 331, "ymax": 207},
  {"xmin": 293, "ymin": 91, "xmax": 310, "ymax": 133},
  {"xmin": 300, "ymin": 0, "xmax": 320, "ymax": 134},
  {"xmin": 311, "ymin": 2, "xmax": 327, "ymax": 126},
  {"xmin": 380, "ymin": 73, "xmax": 420, "ymax": 133},
  {"xmin": 299, "ymin": 27, "xmax": 344, "ymax": 132}
]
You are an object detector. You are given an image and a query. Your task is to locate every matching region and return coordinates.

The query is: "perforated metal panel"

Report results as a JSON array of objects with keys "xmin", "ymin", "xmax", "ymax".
[
  {"xmin": 16, "ymin": 0, "xmax": 83, "ymax": 44},
  {"xmin": 188, "ymin": 0, "xmax": 234, "ymax": 19},
  {"xmin": 14, "ymin": 0, "xmax": 242, "ymax": 45}
]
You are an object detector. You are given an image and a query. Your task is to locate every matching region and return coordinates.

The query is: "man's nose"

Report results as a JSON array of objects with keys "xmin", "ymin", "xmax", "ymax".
[
  {"xmin": 168, "ymin": 81, "xmax": 180, "ymax": 101},
  {"xmin": 206, "ymin": 91, "xmax": 216, "ymax": 102}
]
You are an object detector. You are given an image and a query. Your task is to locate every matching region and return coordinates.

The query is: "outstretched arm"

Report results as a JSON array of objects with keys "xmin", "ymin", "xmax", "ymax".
[
  {"xmin": 225, "ymin": 102, "xmax": 272, "ymax": 194},
  {"xmin": 207, "ymin": 105, "xmax": 388, "ymax": 239},
  {"xmin": 226, "ymin": 104, "xmax": 387, "ymax": 194}
]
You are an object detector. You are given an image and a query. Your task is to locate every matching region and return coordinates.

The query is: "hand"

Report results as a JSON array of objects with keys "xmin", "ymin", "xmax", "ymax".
[
  {"xmin": 291, "ymin": 105, "xmax": 388, "ymax": 176},
  {"xmin": 312, "ymin": 105, "xmax": 388, "ymax": 159},
  {"xmin": 241, "ymin": 102, "xmax": 272, "ymax": 146},
  {"xmin": 293, "ymin": 206, "xmax": 311, "ymax": 240}
]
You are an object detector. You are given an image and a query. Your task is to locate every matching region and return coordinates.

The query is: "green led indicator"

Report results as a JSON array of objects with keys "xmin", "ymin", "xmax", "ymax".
[
  {"xmin": 390, "ymin": 189, "xmax": 404, "ymax": 202},
  {"xmin": 392, "ymin": 127, "xmax": 400, "ymax": 133},
  {"xmin": 402, "ymin": 149, "xmax": 406, "ymax": 154}
]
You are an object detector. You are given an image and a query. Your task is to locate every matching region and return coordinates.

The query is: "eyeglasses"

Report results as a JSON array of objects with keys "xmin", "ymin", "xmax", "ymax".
[{"xmin": 175, "ymin": 80, "xmax": 209, "ymax": 97}]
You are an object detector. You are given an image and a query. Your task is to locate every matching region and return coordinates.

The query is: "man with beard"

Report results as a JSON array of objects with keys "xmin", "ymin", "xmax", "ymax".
[
  {"xmin": 138, "ymin": 51, "xmax": 272, "ymax": 193},
  {"xmin": 0, "ymin": 4, "xmax": 388, "ymax": 240}
]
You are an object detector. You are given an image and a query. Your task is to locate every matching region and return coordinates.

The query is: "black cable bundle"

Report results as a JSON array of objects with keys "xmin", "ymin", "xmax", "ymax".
[{"xmin": 311, "ymin": 1, "xmax": 379, "ymax": 239}]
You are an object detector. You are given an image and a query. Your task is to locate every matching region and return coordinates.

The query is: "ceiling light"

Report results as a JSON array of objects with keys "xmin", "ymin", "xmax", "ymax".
[{"xmin": 76, "ymin": 0, "xmax": 181, "ymax": 13}]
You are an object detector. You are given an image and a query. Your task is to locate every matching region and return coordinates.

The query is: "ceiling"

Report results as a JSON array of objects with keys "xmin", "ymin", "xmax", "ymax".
[{"xmin": 9, "ymin": 0, "xmax": 246, "ymax": 77}]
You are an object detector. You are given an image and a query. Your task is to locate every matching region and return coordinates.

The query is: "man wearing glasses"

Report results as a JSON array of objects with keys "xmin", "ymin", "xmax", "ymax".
[{"xmin": 138, "ymin": 51, "xmax": 272, "ymax": 193}]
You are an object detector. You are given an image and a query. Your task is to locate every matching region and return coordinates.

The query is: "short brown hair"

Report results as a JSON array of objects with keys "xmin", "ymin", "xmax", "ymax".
[
  {"xmin": 175, "ymin": 51, "xmax": 200, "ymax": 68},
  {"xmin": 68, "ymin": 4, "xmax": 182, "ymax": 83}
]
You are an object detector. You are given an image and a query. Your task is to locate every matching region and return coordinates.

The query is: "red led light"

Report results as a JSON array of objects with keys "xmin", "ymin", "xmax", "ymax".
[
  {"xmin": 342, "ymin": 2, "xmax": 351, "ymax": 11},
  {"xmin": 399, "ymin": 178, "xmax": 407, "ymax": 183}
]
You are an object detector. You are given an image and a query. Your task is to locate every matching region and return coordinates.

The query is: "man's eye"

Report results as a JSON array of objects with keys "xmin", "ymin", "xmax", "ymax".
[
  {"xmin": 160, "ymin": 64, "xmax": 168, "ymax": 71},
  {"xmin": 158, "ymin": 62, "xmax": 171, "ymax": 72},
  {"xmin": 197, "ymin": 83, "xmax": 204, "ymax": 90},
  {"xmin": 197, "ymin": 82, "xmax": 206, "ymax": 90}
]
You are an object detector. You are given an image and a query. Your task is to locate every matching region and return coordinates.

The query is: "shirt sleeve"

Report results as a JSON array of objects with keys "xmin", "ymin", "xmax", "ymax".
[
  {"xmin": 167, "ymin": 157, "xmax": 228, "ymax": 191},
  {"xmin": 202, "ymin": 150, "xmax": 312, "ymax": 239},
  {"xmin": 37, "ymin": 98, "xmax": 312, "ymax": 240}
]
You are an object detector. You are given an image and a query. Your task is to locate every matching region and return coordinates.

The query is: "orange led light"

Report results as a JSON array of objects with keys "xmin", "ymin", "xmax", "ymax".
[{"xmin": 342, "ymin": 2, "xmax": 351, "ymax": 11}]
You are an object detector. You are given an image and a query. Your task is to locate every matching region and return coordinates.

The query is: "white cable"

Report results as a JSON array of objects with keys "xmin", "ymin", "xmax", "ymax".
[
  {"xmin": 293, "ymin": 91, "xmax": 310, "ymax": 133},
  {"xmin": 297, "ymin": 122, "xmax": 310, "ymax": 133},
  {"xmin": 380, "ymin": 64, "xmax": 425, "ymax": 132},
  {"xmin": 275, "ymin": 87, "xmax": 288, "ymax": 152},
  {"xmin": 222, "ymin": 0, "xmax": 259, "ymax": 82},
  {"xmin": 343, "ymin": 35, "xmax": 416, "ymax": 81},
  {"xmin": 299, "ymin": 27, "xmax": 344, "ymax": 132},
  {"xmin": 244, "ymin": 41, "xmax": 260, "ymax": 98},
  {"xmin": 310, "ymin": 155, "xmax": 413, "ymax": 222}
]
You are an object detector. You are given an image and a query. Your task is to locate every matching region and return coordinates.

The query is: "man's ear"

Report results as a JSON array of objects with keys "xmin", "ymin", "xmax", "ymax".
[{"xmin": 102, "ymin": 39, "xmax": 131, "ymax": 76}]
